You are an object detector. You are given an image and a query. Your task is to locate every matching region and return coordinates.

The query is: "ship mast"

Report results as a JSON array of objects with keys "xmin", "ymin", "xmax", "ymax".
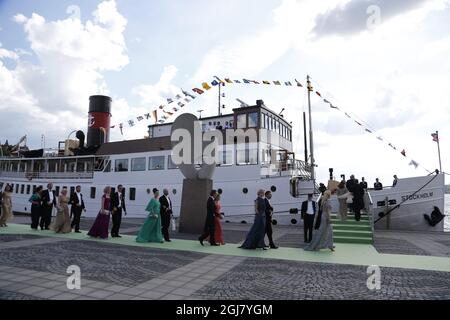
[{"xmin": 306, "ymin": 75, "xmax": 315, "ymax": 180}]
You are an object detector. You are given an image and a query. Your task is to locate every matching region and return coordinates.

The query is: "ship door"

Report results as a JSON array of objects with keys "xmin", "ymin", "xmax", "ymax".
[{"xmin": 290, "ymin": 177, "xmax": 300, "ymax": 197}]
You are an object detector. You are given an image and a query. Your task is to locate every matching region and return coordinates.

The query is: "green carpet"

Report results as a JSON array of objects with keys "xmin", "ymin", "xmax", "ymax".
[{"xmin": 1, "ymin": 223, "xmax": 449, "ymax": 272}]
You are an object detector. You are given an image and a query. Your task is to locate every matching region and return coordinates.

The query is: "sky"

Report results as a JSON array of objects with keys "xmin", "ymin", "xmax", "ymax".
[{"xmin": 0, "ymin": 0, "xmax": 449, "ymax": 185}]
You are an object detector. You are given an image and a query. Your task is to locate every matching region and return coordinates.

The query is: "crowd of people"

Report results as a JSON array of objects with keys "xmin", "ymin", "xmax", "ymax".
[
  {"xmin": 0, "ymin": 173, "xmax": 393, "ymax": 252},
  {"xmin": 0, "ymin": 183, "xmax": 175, "ymax": 243}
]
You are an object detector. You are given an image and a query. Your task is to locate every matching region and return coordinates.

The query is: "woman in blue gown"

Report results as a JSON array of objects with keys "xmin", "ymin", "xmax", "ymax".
[
  {"xmin": 239, "ymin": 189, "xmax": 267, "ymax": 250},
  {"xmin": 136, "ymin": 188, "xmax": 164, "ymax": 243}
]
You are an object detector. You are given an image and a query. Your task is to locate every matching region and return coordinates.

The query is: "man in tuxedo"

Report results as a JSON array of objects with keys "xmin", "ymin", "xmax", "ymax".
[
  {"xmin": 352, "ymin": 183, "xmax": 365, "ymax": 221},
  {"xmin": 199, "ymin": 190, "xmax": 219, "ymax": 246},
  {"xmin": 40, "ymin": 182, "xmax": 57, "ymax": 230},
  {"xmin": 301, "ymin": 193, "xmax": 317, "ymax": 243},
  {"xmin": 373, "ymin": 178, "xmax": 383, "ymax": 190},
  {"xmin": 111, "ymin": 185, "xmax": 126, "ymax": 238},
  {"xmin": 264, "ymin": 191, "xmax": 278, "ymax": 249},
  {"xmin": 70, "ymin": 185, "xmax": 85, "ymax": 233},
  {"xmin": 160, "ymin": 188, "xmax": 173, "ymax": 242}
]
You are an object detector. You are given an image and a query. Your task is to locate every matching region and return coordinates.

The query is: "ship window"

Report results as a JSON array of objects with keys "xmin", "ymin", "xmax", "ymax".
[
  {"xmin": 55, "ymin": 186, "xmax": 60, "ymax": 196},
  {"xmin": 242, "ymin": 187, "xmax": 248, "ymax": 194},
  {"xmin": 48, "ymin": 160, "xmax": 57, "ymax": 172},
  {"xmin": 70, "ymin": 186, "xmax": 75, "ymax": 196},
  {"xmin": 129, "ymin": 187, "xmax": 136, "ymax": 201},
  {"xmin": 217, "ymin": 150, "xmax": 233, "ymax": 165},
  {"xmin": 172, "ymin": 189, "xmax": 177, "ymax": 195},
  {"xmin": 271, "ymin": 185, "xmax": 277, "ymax": 192},
  {"xmin": 248, "ymin": 147, "xmax": 258, "ymax": 165},
  {"xmin": 76, "ymin": 161, "xmax": 85, "ymax": 172},
  {"xmin": 248, "ymin": 112, "xmax": 258, "ymax": 128},
  {"xmin": 115, "ymin": 159, "xmax": 129, "ymax": 172},
  {"xmin": 167, "ymin": 155, "xmax": 178, "ymax": 169},
  {"xmin": 149, "ymin": 156, "xmax": 165, "ymax": 170},
  {"xmin": 32, "ymin": 185, "xmax": 36, "ymax": 193},
  {"xmin": 237, "ymin": 114, "xmax": 246, "ymax": 129},
  {"xmin": 236, "ymin": 149, "xmax": 246, "ymax": 165},
  {"xmin": 104, "ymin": 160, "xmax": 111, "ymax": 172},
  {"xmin": 131, "ymin": 157, "xmax": 146, "ymax": 171},
  {"xmin": 90, "ymin": 187, "xmax": 96, "ymax": 199},
  {"xmin": 26, "ymin": 185, "xmax": 31, "ymax": 194},
  {"xmin": 21, "ymin": 184, "xmax": 24, "ymax": 194},
  {"xmin": 15, "ymin": 184, "xmax": 19, "ymax": 193}
]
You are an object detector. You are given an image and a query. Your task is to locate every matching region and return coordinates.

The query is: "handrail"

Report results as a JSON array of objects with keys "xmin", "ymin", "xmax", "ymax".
[
  {"xmin": 364, "ymin": 191, "xmax": 374, "ymax": 234},
  {"xmin": 374, "ymin": 170, "xmax": 440, "ymax": 224}
]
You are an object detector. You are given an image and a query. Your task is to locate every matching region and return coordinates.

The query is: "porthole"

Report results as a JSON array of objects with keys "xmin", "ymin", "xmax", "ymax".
[
  {"xmin": 272, "ymin": 219, "xmax": 278, "ymax": 225},
  {"xmin": 218, "ymin": 188, "xmax": 223, "ymax": 194},
  {"xmin": 146, "ymin": 188, "xmax": 151, "ymax": 194},
  {"xmin": 291, "ymin": 219, "xmax": 297, "ymax": 224},
  {"xmin": 172, "ymin": 189, "xmax": 177, "ymax": 195},
  {"xmin": 240, "ymin": 220, "xmax": 247, "ymax": 224},
  {"xmin": 271, "ymin": 185, "xmax": 277, "ymax": 192},
  {"xmin": 242, "ymin": 188, "xmax": 248, "ymax": 194}
]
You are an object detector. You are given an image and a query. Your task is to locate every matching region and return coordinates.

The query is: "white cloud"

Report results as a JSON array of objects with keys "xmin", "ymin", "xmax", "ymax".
[
  {"xmin": 0, "ymin": 0, "xmax": 129, "ymax": 147},
  {"xmin": 132, "ymin": 65, "xmax": 181, "ymax": 106},
  {"xmin": 0, "ymin": 46, "xmax": 19, "ymax": 60}
]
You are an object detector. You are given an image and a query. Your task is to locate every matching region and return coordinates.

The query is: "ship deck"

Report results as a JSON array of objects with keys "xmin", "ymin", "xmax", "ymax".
[{"xmin": 1, "ymin": 217, "xmax": 449, "ymax": 300}]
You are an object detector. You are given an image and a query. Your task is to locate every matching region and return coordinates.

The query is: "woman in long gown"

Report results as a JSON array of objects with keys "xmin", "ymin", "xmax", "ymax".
[
  {"xmin": 88, "ymin": 186, "xmax": 111, "ymax": 239},
  {"xmin": 50, "ymin": 188, "xmax": 71, "ymax": 233},
  {"xmin": 0, "ymin": 184, "xmax": 13, "ymax": 227},
  {"xmin": 136, "ymin": 188, "xmax": 164, "ymax": 243},
  {"xmin": 336, "ymin": 181, "xmax": 349, "ymax": 221},
  {"xmin": 29, "ymin": 186, "xmax": 43, "ymax": 230},
  {"xmin": 239, "ymin": 189, "xmax": 267, "ymax": 250},
  {"xmin": 210, "ymin": 194, "xmax": 225, "ymax": 245},
  {"xmin": 304, "ymin": 190, "xmax": 335, "ymax": 252}
]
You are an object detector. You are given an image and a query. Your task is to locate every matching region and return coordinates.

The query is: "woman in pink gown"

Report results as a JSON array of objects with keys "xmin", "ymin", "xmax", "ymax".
[{"xmin": 88, "ymin": 186, "xmax": 111, "ymax": 239}]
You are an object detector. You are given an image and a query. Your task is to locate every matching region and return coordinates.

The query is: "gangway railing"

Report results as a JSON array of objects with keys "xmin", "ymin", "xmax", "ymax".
[{"xmin": 364, "ymin": 191, "xmax": 374, "ymax": 234}]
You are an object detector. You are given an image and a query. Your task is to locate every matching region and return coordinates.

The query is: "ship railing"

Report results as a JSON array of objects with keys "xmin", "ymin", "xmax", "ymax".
[
  {"xmin": 364, "ymin": 191, "xmax": 374, "ymax": 234},
  {"xmin": 260, "ymin": 160, "xmax": 311, "ymax": 180},
  {"xmin": 0, "ymin": 171, "xmax": 94, "ymax": 179}
]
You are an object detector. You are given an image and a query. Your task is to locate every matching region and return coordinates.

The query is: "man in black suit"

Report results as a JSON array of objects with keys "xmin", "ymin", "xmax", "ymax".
[
  {"xmin": 374, "ymin": 178, "xmax": 383, "ymax": 190},
  {"xmin": 199, "ymin": 190, "xmax": 219, "ymax": 246},
  {"xmin": 110, "ymin": 185, "xmax": 126, "ymax": 238},
  {"xmin": 70, "ymin": 185, "xmax": 85, "ymax": 233},
  {"xmin": 264, "ymin": 191, "xmax": 278, "ymax": 249},
  {"xmin": 40, "ymin": 182, "xmax": 57, "ymax": 230},
  {"xmin": 160, "ymin": 188, "xmax": 173, "ymax": 242},
  {"xmin": 301, "ymin": 193, "xmax": 317, "ymax": 243},
  {"xmin": 352, "ymin": 183, "xmax": 365, "ymax": 221}
]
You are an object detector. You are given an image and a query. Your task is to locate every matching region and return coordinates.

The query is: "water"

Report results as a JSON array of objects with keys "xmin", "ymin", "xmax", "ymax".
[{"xmin": 445, "ymin": 194, "xmax": 450, "ymax": 232}]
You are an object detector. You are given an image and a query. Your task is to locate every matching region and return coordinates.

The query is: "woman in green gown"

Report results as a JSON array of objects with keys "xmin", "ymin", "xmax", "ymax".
[{"xmin": 136, "ymin": 188, "xmax": 164, "ymax": 243}]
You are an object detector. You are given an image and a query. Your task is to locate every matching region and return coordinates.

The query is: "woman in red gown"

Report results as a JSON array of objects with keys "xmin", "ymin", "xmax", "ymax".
[{"xmin": 214, "ymin": 194, "xmax": 225, "ymax": 245}]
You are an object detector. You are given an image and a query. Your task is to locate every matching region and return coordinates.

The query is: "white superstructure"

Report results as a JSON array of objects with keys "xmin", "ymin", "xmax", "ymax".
[{"xmin": 0, "ymin": 100, "xmax": 314, "ymax": 224}]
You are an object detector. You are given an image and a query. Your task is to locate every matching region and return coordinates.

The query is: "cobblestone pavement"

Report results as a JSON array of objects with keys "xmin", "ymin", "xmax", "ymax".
[
  {"xmin": 1, "ymin": 232, "xmax": 449, "ymax": 300},
  {"xmin": 373, "ymin": 230, "xmax": 450, "ymax": 257},
  {"xmin": 0, "ymin": 240, "xmax": 205, "ymax": 287},
  {"xmin": 2, "ymin": 218, "xmax": 449, "ymax": 300},
  {"xmin": 0, "ymin": 234, "xmax": 43, "ymax": 242},
  {"xmin": 192, "ymin": 258, "xmax": 450, "ymax": 300},
  {"xmin": 0, "ymin": 289, "xmax": 44, "ymax": 300}
]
